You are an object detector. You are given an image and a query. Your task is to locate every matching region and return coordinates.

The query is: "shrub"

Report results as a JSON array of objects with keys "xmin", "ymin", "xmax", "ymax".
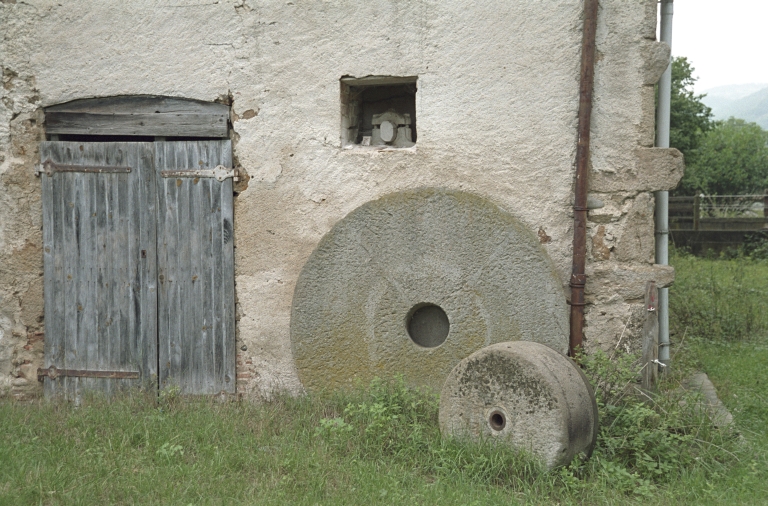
[{"xmin": 578, "ymin": 349, "xmax": 738, "ymax": 496}]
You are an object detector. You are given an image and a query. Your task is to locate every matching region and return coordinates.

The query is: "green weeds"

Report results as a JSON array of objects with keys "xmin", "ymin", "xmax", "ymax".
[
  {"xmin": 0, "ymin": 366, "xmax": 750, "ymax": 505},
  {"xmin": 573, "ymin": 349, "xmax": 739, "ymax": 499},
  {"xmin": 1, "ymin": 254, "xmax": 766, "ymax": 504}
]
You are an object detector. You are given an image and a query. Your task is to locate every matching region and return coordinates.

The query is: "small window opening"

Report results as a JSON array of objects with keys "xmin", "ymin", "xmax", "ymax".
[{"xmin": 340, "ymin": 76, "xmax": 417, "ymax": 148}]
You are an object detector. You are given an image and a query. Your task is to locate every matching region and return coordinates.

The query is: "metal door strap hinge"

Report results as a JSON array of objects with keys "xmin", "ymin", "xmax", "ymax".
[
  {"xmin": 161, "ymin": 165, "xmax": 237, "ymax": 182},
  {"xmin": 35, "ymin": 159, "xmax": 132, "ymax": 177},
  {"xmin": 37, "ymin": 366, "xmax": 140, "ymax": 381}
]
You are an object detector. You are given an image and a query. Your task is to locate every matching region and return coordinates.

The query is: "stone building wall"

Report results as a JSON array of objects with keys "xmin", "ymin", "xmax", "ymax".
[{"xmin": 0, "ymin": 0, "xmax": 680, "ymax": 400}]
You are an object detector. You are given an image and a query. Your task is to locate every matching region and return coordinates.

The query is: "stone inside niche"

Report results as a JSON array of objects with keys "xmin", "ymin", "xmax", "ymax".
[{"xmin": 371, "ymin": 110, "xmax": 414, "ymax": 147}]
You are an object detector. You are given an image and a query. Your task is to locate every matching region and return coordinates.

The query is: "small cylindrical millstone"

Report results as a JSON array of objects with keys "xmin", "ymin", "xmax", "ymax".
[{"xmin": 439, "ymin": 341, "xmax": 598, "ymax": 469}]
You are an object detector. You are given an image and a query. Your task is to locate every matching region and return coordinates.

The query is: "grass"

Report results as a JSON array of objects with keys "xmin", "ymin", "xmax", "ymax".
[
  {"xmin": 669, "ymin": 249, "xmax": 768, "ymax": 341},
  {"xmin": 1, "ymin": 250, "xmax": 767, "ymax": 505},
  {"xmin": 0, "ymin": 384, "xmax": 559, "ymax": 505},
  {"xmin": 666, "ymin": 248, "xmax": 768, "ymax": 503}
]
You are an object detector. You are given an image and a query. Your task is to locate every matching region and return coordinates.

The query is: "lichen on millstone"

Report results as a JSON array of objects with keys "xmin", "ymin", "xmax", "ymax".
[
  {"xmin": 290, "ymin": 188, "xmax": 568, "ymax": 392},
  {"xmin": 439, "ymin": 341, "xmax": 598, "ymax": 469}
]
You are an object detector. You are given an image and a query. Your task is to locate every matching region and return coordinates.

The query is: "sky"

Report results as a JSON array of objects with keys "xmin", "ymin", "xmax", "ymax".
[{"xmin": 669, "ymin": 0, "xmax": 768, "ymax": 92}]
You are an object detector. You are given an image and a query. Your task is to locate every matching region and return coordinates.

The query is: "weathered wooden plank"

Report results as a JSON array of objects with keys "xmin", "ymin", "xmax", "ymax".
[
  {"xmin": 45, "ymin": 112, "xmax": 228, "ymax": 138},
  {"xmin": 189, "ymin": 142, "xmax": 206, "ymax": 394},
  {"xmin": 177, "ymin": 144, "xmax": 195, "ymax": 391},
  {"xmin": 103, "ymin": 143, "xmax": 119, "ymax": 395},
  {"xmin": 40, "ymin": 141, "xmax": 156, "ymax": 399},
  {"xmin": 218, "ymin": 143, "xmax": 235, "ymax": 392},
  {"xmin": 204, "ymin": 143, "xmax": 217, "ymax": 395},
  {"xmin": 41, "ymin": 143, "xmax": 62, "ymax": 398},
  {"xmin": 46, "ymin": 96, "xmax": 230, "ymax": 116},
  {"xmin": 157, "ymin": 141, "xmax": 184, "ymax": 390},
  {"xmin": 63, "ymin": 156, "xmax": 80, "ymax": 400},
  {"xmin": 206, "ymin": 142, "xmax": 219, "ymax": 394},
  {"xmin": 53, "ymin": 143, "xmax": 73, "ymax": 398},
  {"xmin": 340, "ymin": 76, "xmax": 417, "ymax": 87},
  {"xmin": 156, "ymin": 140, "xmax": 235, "ymax": 395},
  {"xmin": 155, "ymin": 142, "xmax": 170, "ymax": 387},
  {"xmin": 92, "ymin": 146, "xmax": 107, "ymax": 395},
  {"xmin": 641, "ymin": 281, "xmax": 659, "ymax": 391},
  {"xmin": 83, "ymin": 146, "xmax": 100, "ymax": 396},
  {"xmin": 158, "ymin": 141, "xmax": 178, "ymax": 390},
  {"xmin": 136, "ymin": 143, "xmax": 158, "ymax": 390},
  {"xmin": 200, "ymin": 146, "xmax": 215, "ymax": 394}
]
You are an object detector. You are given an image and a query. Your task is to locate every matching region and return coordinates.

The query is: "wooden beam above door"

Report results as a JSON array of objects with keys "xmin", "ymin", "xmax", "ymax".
[{"xmin": 45, "ymin": 96, "xmax": 230, "ymax": 138}]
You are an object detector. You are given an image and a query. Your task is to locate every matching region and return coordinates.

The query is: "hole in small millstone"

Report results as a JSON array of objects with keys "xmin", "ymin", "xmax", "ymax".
[
  {"xmin": 406, "ymin": 303, "xmax": 449, "ymax": 348},
  {"xmin": 489, "ymin": 410, "xmax": 506, "ymax": 431}
]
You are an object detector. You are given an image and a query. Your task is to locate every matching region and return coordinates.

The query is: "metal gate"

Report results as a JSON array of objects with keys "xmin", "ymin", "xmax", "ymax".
[{"xmin": 39, "ymin": 140, "xmax": 235, "ymax": 399}]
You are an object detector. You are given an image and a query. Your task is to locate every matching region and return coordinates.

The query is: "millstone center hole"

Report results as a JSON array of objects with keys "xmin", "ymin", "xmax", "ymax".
[
  {"xmin": 489, "ymin": 410, "xmax": 506, "ymax": 431},
  {"xmin": 406, "ymin": 303, "xmax": 449, "ymax": 348}
]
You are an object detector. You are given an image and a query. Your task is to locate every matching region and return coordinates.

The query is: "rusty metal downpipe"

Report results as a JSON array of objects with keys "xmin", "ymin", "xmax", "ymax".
[{"xmin": 570, "ymin": 0, "xmax": 599, "ymax": 357}]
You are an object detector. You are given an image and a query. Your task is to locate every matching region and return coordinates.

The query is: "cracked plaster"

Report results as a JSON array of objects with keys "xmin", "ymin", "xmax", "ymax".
[{"xmin": 1, "ymin": 0, "xmax": 675, "ymax": 398}]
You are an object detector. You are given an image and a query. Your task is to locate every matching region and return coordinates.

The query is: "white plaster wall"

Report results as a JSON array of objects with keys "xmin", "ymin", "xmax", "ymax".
[{"xmin": 1, "ymin": 0, "xmax": 676, "ymax": 399}]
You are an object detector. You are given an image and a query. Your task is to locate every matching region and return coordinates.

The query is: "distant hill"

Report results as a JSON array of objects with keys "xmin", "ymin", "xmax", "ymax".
[{"xmin": 702, "ymin": 83, "xmax": 768, "ymax": 129}]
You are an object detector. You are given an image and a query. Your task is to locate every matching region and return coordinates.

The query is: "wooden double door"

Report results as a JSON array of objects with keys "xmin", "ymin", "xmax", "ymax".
[{"xmin": 39, "ymin": 140, "xmax": 235, "ymax": 398}]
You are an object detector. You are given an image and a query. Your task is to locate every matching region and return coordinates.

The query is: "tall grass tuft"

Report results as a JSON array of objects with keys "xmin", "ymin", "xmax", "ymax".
[
  {"xmin": 314, "ymin": 376, "xmax": 546, "ymax": 487},
  {"xmin": 669, "ymin": 248, "xmax": 768, "ymax": 341}
]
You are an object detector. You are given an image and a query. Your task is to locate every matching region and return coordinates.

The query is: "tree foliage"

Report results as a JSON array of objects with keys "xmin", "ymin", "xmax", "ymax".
[
  {"xmin": 667, "ymin": 57, "xmax": 768, "ymax": 196},
  {"xmin": 678, "ymin": 118, "xmax": 768, "ymax": 196},
  {"xmin": 667, "ymin": 57, "xmax": 713, "ymax": 166}
]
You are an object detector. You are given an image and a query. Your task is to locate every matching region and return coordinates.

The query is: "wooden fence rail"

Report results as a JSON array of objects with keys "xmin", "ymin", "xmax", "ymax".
[{"xmin": 669, "ymin": 193, "xmax": 768, "ymax": 254}]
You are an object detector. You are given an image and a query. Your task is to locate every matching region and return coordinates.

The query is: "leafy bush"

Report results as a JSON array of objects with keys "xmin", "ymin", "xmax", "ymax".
[
  {"xmin": 742, "ymin": 233, "xmax": 768, "ymax": 260},
  {"xmin": 678, "ymin": 118, "xmax": 768, "ymax": 196},
  {"xmin": 578, "ymin": 349, "xmax": 737, "ymax": 497},
  {"xmin": 312, "ymin": 364, "xmax": 738, "ymax": 499}
]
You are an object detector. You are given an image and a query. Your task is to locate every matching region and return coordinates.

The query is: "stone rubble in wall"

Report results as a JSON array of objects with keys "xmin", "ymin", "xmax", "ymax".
[
  {"xmin": 0, "ymin": 65, "xmax": 46, "ymax": 399},
  {"xmin": 582, "ymin": 0, "xmax": 682, "ymax": 354}
]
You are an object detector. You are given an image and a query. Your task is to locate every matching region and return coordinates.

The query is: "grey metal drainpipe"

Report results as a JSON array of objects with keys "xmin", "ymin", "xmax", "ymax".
[{"xmin": 655, "ymin": 0, "xmax": 674, "ymax": 370}]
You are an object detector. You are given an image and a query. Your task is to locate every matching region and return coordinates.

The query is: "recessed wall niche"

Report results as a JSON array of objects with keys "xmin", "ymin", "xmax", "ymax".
[{"xmin": 340, "ymin": 76, "xmax": 417, "ymax": 148}]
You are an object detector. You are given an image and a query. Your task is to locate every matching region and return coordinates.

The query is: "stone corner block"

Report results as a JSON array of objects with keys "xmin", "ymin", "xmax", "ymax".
[
  {"xmin": 640, "ymin": 0, "xmax": 659, "ymax": 40},
  {"xmin": 585, "ymin": 262, "xmax": 675, "ymax": 301},
  {"xmin": 591, "ymin": 148, "xmax": 684, "ymax": 193},
  {"xmin": 642, "ymin": 41, "xmax": 671, "ymax": 85}
]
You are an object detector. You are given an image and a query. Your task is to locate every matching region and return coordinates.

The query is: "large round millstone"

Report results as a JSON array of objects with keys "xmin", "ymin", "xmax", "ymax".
[
  {"xmin": 290, "ymin": 188, "xmax": 568, "ymax": 392},
  {"xmin": 439, "ymin": 341, "xmax": 598, "ymax": 469}
]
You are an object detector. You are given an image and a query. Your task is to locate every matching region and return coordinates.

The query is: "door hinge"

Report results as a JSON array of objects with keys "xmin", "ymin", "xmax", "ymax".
[
  {"xmin": 161, "ymin": 165, "xmax": 237, "ymax": 182},
  {"xmin": 35, "ymin": 159, "xmax": 132, "ymax": 177},
  {"xmin": 37, "ymin": 366, "xmax": 140, "ymax": 381}
]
